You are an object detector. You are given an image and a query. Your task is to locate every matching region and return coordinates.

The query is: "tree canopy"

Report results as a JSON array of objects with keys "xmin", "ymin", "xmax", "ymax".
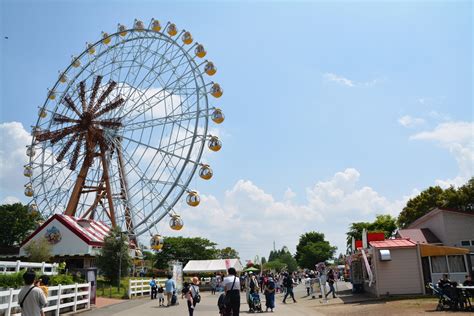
[
  {"xmin": 265, "ymin": 246, "xmax": 298, "ymax": 272},
  {"xmin": 0, "ymin": 203, "xmax": 43, "ymax": 247},
  {"xmin": 216, "ymin": 246, "xmax": 240, "ymax": 259},
  {"xmin": 24, "ymin": 237, "xmax": 52, "ymax": 262},
  {"xmin": 294, "ymin": 231, "xmax": 336, "ymax": 269},
  {"xmin": 397, "ymin": 178, "xmax": 473, "ymax": 228},
  {"xmin": 154, "ymin": 236, "xmax": 219, "ymax": 269},
  {"xmin": 96, "ymin": 227, "xmax": 132, "ymax": 284},
  {"xmin": 346, "ymin": 214, "xmax": 397, "ymax": 249}
]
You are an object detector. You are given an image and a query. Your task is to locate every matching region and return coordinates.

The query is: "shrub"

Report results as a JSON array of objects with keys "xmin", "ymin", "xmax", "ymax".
[
  {"xmin": 49, "ymin": 274, "xmax": 74, "ymax": 286},
  {"xmin": 0, "ymin": 270, "xmax": 25, "ymax": 288}
]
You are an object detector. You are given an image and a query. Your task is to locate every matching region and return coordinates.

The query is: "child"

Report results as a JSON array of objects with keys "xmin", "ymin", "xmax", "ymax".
[
  {"xmin": 217, "ymin": 293, "xmax": 226, "ymax": 315},
  {"xmin": 157, "ymin": 283, "xmax": 165, "ymax": 306},
  {"xmin": 35, "ymin": 275, "xmax": 49, "ymax": 316}
]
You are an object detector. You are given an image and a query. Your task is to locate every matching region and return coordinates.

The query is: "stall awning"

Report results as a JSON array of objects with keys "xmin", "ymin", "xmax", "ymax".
[
  {"xmin": 183, "ymin": 259, "xmax": 243, "ymax": 273},
  {"xmin": 419, "ymin": 244, "xmax": 469, "ymax": 257}
]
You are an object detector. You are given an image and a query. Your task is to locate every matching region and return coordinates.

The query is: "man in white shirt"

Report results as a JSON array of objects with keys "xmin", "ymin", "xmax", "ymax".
[
  {"xmin": 223, "ymin": 267, "xmax": 241, "ymax": 315},
  {"xmin": 18, "ymin": 270, "xmax": 48, "ymax": 316}
]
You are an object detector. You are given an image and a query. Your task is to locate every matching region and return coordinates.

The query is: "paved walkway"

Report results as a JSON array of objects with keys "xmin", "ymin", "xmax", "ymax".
[{"xmin": 80, "ymin": 282, "xmax": 356, "ymax": 316}]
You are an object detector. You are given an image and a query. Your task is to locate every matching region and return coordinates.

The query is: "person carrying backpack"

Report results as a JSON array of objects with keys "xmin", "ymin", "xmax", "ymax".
[
  {"xmin": 282, "ymin": 273, "xmax": 297, "ymax": 304},
  {"xmin": 18, "ymin": 270, "xmax": 48, "ymax": 316},
  {"xmin": 264, "ymin": 275, "xmax": 276, "ymax": 312}
]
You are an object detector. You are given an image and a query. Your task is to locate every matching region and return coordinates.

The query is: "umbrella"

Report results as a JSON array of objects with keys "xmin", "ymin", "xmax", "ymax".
[{"xmin": 244, "ymin": 267, "xmax": 259, "ymax": 272}]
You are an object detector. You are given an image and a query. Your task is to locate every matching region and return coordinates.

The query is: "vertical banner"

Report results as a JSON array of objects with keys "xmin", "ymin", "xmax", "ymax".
[
  {"xmin": 225, "ymin": 259, "xmax": 231, "ymax": 270},
  {"xmin": 172, "ymin": 261, "xmax": 183, "ymax": 291}
]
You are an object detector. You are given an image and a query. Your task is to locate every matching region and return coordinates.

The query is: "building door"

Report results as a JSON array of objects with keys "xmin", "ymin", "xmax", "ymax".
[{"xmin": 421, "ymin": 257, "xmax": 432, "ymax": 290}]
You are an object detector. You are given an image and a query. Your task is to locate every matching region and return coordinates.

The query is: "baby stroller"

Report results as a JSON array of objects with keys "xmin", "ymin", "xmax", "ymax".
[
  {"xmin": 249, "ymin": 292, "xmax": 263, "ymax": 313},
  {"xmin": 428, "ymin": 282, "xmax": 458, "ymax": 311}
]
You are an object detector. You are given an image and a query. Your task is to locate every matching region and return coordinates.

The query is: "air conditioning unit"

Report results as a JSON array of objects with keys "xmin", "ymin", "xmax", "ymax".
[{"xmin": 379, "ymin": 249, "xmax": 391, "ymax": 261}]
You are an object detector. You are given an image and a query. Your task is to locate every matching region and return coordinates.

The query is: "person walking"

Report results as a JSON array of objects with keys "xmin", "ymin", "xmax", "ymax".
[
  {"xmin": 157, "ymin": 283, "xmax": 165, "ymax": 306},
  {"xmin": 326, "ymin": 269, "xmax": 336, "ymax": 299},
  {"xmin": 223, "ymin": 267, "xmax": 241, "ymax": 316},
  {"xmin": 190, "ymin": 277, "xmax": 200, "ymax": 308},
  {"xmin": 264, "ymin": 275, "xmax": 276, "ymax": 312},
  {"xmin": 282, "ymin": 273, "xmax": 297, "ymax": 304},
  {"xmin": 165, "ymin": 274, "xmax": 176, "ymax": 307},
  {"xmin": 304, "ymin": 275, "xmax": 312, "ymax": 296},
  {"xmin": 149, "ymin": 276, "xmax": 157, "ymax": 299},
  {"xmin": 182, "ymin": 282, "xmax": 195, "ymax": 316},
  {"xmin": 18, "ymin": 270, "xmax": 48, "ymax": 316},
  {"xmin": 211, "ymin": 273, "xmax": 217, "ymax": 295}
]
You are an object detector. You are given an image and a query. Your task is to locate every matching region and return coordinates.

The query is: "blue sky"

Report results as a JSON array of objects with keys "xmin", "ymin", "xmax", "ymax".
[{"xmin": 1, "ymin": 0, "xmax": 472, "ymax": 261}]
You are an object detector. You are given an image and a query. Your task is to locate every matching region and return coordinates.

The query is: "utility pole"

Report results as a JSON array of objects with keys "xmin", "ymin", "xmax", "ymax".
[{"xmin": 273, "ymin": 240, "xmax": 276, "ymax": 251}]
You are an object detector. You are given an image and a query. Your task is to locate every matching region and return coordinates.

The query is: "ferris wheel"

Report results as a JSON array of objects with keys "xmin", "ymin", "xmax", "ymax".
[{"xmin": 24, "ymin": 19, "xmax": 225, "ymax": 248}]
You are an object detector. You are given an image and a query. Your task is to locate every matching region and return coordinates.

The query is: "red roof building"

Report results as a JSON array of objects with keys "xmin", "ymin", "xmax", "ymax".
[{"xmin": 19, "ymin": 214, "xmax": 112, "ymax": 270}]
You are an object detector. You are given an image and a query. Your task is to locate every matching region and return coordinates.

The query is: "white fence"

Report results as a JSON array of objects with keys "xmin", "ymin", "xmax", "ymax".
[
  {"xmin": 0, "ymin": 283, "xmax": 90, "ymax": 316},
  {"xmin": 0, "ymin": 261, "xmax": 58, "ymax": 275},
  {"xmin": 128, "ymin": 278, "xmax": 166, "ymax": 298}
]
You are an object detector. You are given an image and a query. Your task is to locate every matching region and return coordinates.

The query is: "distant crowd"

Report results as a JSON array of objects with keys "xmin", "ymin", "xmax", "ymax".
[{"xmin": 148, "ymin": 267, "xmax": 341, "ymax": 316}]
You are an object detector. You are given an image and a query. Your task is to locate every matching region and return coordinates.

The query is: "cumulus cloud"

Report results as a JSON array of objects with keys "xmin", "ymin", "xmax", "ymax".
[
  {"xmin": 398, "ymin": 115, "xmax": 425, "ymax": 128},
  {"xmin": 0, "ymin": 122, "xmax": 31, "ymax": 203},
  {"xmin": 410, "ymin": 121, "xmax": 474, "ymax": 187},
  {"xmin": 158, "ymin": 168, "xmax": 409, "ymax": 261}
]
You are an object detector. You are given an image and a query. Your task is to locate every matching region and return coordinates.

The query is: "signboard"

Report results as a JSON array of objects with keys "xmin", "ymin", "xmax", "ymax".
[{"xmin": 171, "ymin": 262, "xmax": 183, "ymax": 291}]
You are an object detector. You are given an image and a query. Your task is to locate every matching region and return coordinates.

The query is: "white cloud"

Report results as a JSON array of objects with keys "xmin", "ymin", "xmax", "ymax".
[
  {"xmin": 159, "ymin": 168, "xmax": 409, "ymax": 262},
  {"xmin": 398, "ymin": 115, "xmax": 425, "ymax": 128},
  {"xmin": 323, "ymin": 73, "xmax": 382, "ymax": 87},
  {"xmin": 0, "ymin": 122, "xmax": 31, "ymax": 203},
  {"xmin": 410, "ymin": 121, "xmax": 474, "ymax": 187},
  {"xmin": 323, "ymin": 73, "xmax": 355, "ymax": 87},
  {"xmin": 1, "ymin": 196, "xmax": 21, "ymax": 204}
]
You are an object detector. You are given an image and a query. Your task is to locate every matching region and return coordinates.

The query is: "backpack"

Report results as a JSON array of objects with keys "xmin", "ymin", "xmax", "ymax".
[
  {"xmin": 192, "ymin": 285, "xmax": 201, "ymax": 303},
  {"xmin": 267, "ymin": 280, "xmax": 275, "ymax": 290}
]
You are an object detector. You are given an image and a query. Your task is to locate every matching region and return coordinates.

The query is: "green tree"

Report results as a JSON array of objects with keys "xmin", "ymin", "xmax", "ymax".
[
  {"xmin": 217, "ymin": 247, "xmax": 239, "ymax": 259},
  {"xmin": 278, "ymin": 252, "xmax": 298, "ymax": 273},
  {"xmin": 346, "ymin": 221, "xmax": 371, "ymax": 248},
  {"xmin": 263, "ymin": 260, "xmax": 286, "ymax": 272},
  {"xmin": 370, "ymin": 214, "xmax": 397, "ymax": 237},
  {"xmin": 397, "ymin": 186, "xmax": 446, "ymax": 228},
  {"xmin": 24, "ymin": 237, "xmax": 52, "ymax": 262},
  {"xmin": 154, "ymin": 236, "xmax": 218, "ymax": 269},
  {"xmin": 261, "ymin": 257, "xmax": 267, "ymax": 265},
  {"xmin": 0, "ymin": 203, "xmax": 43, "ymax": 247},
  {"xmin": 397, "ymin": 178, "xmax": 474, "ymax": 228},
  {"xmin": 295, "ymin": 232, "xmax": 336, "ymax": 269},
  {"xmin": 96, "ymin": 228, "xmax": 131, "ymax": 284},
  {"xmin": 346, "ymin": 215, "xmax": 397, "ymax": 251}
]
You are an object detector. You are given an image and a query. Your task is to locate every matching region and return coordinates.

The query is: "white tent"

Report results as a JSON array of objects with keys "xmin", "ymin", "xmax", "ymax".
[{"xmin": 183, "ymin": 259, "xmax": 243, "ymax": 274}]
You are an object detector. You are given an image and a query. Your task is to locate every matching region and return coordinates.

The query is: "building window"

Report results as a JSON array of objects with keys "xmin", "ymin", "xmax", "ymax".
[
  {"xmin": 431, "ymin": 256, "xmax": 448, "ymax": 273},
  {"xmin": 461, "ymin": 240, "xmax": 470, "ymax": 246},
  {"xmin": 448, "ymin": 255, "xmax": 466, "ymax": 273}
]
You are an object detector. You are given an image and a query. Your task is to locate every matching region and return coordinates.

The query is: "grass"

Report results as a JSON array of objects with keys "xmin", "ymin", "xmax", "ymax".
[{"xmin": 97, "ymin": 277, "xmax": 130, "ymax": 299}]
